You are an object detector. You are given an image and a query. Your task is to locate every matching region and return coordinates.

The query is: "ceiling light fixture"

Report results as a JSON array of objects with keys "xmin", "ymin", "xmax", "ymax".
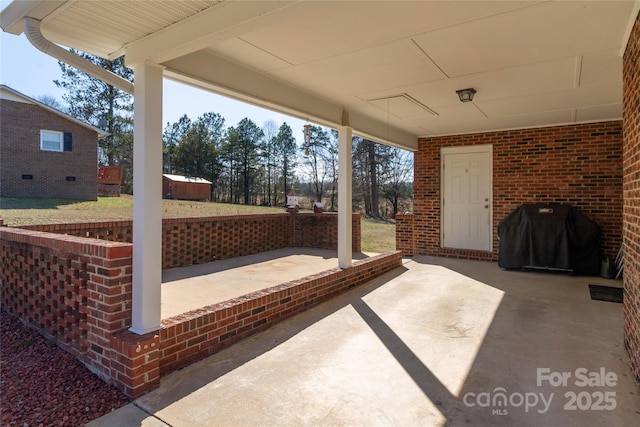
[{"xmin": 456, "ymin": 88, "xmax": 476, "ymax": 103}]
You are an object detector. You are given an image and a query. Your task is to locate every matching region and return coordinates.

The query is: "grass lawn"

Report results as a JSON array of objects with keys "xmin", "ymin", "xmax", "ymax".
[
  {"xmin": 360, "ymin": 218, "xmax": 396, "ymax": 253},
  {"xmin": 0, "ymin": 196, "xmax": 395, "ymax": 253}
]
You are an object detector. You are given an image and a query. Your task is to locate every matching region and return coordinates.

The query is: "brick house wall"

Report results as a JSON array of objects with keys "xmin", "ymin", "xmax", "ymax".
[
  {"xmin": 397, "ymin": 120, "xmax": 623, "ymax": 263},
  {"xmin": 623, "ymin": 13, "xmax": 640, "ymax": 387},
  {"xmin": 0, "ymin": 98, "xmax": 98, "ymax": 200}
]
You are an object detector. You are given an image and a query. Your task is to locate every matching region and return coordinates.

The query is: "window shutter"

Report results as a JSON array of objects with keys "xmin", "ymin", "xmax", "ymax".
[{"xmin": 63, "ymin": 132, "xmax": 73, "ymax": 151}]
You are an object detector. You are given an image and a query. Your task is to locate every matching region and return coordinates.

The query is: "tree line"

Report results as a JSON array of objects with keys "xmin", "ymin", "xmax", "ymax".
[
  {"xmin": 47, "ymin": 52, "xmax": 413, "ymax": 218},
  {"xmin": 162, "ymin": 115, "xmax": 413, "ymax": 217}
]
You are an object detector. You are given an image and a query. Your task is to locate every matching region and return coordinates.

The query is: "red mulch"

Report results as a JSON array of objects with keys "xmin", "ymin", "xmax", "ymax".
[{"xmin": 0, "ymin": 311, "xmax": 131, "ymax": 426}]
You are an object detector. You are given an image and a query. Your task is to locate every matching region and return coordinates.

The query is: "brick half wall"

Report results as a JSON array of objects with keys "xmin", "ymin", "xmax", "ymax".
[
  {"xmin": 0, "ymin": 227, "xmax": 135, "ymax": 389},
  {"xmin": 1, "ymin": 212, "xmax": 370, "ymax": 397},
  {"xmin": 20, "ymin": 212, "xmax": 362, "ymax": 269}
]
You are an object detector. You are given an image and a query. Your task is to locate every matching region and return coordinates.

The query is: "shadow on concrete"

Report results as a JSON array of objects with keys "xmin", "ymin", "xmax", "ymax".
[
  {"xmin": 133, "ymin": 266, "xmax": 409, "ymax": 420},
  {"xmin": 408, "ymin": 255, "xmax": 638, "ymax": 426},
  {"xmin": 92, "ymin": 255, "xmax": 640, "ymax": 426},
  {"xmin": 352, "ymin": 299, "xmax": 458, "ymax": 411}
]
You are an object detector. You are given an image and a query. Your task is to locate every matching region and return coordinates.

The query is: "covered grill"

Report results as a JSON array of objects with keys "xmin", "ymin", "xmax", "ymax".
[{"xmin": 498, "ymin": 204, "xmax": 601, "ymax": 275}]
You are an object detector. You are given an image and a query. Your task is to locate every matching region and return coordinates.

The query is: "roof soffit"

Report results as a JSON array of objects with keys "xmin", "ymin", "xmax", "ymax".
[{"xmin": 1, "ymin": 0, "xmax": 636, "ymax": 145}]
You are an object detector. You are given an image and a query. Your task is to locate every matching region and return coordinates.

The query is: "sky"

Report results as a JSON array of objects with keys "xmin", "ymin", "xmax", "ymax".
[{"xmin": 0, "ymin": 28, "xmax": 309, "ymax": 143}]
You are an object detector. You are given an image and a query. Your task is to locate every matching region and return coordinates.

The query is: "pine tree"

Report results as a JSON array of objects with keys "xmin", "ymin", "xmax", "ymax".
[
  {"xmin": 54, "ymin": 50, "xmax": 134, "ymax": 191},
  {"xmin": 300, "ymin": 124, "xmax": 331, "ymax": 203},
  {"xmin": 163, "ymin": 113, "xmax": 225, "ymax": 200},
  {"xmin": 273, "ymin": 123, "xmax": 298, "ymax": 206}
]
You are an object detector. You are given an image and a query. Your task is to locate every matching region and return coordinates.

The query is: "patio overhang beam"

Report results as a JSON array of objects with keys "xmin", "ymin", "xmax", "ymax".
[{"xmin": 162, "ymin": 52, "xmax": 418, "ymax": 151}]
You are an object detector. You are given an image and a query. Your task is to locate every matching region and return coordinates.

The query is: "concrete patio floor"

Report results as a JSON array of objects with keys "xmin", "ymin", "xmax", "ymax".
[
  {"xmin": 88, "ymin": 253, "xmax": 639, "ymax": 426},
  {"xmin": 161, "ymin": 248, "xmax": 372, "ymax": 319}
]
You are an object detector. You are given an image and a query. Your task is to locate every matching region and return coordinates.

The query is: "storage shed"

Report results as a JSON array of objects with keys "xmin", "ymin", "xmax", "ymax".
[{"xmin": 162, "ymin": 174, "xmax": 211, "ymax": 201}]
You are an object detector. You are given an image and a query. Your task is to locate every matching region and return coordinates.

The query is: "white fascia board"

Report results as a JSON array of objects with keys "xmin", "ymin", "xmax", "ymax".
[
  {"xmin": 124, "ymin": 0, "xmax": 295, "ymax": 66},
  {"xmin": 0, "ymin": 0, "xmax": 66, "ymax": 34},
  {"xmin": 163, "ymin": 51, "xmax": 418, "ymax": 151}
]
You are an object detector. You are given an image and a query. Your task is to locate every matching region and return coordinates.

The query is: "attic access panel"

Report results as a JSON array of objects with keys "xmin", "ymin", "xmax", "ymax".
[{"xmin": 367, "ymin": 94, "xmax": 437, "ymax": 119}]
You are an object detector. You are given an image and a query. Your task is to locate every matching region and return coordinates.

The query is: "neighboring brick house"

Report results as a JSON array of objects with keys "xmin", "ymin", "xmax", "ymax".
[{"xmin": 0, "ymin": 85, "xmax": 107, "ymax": 200}]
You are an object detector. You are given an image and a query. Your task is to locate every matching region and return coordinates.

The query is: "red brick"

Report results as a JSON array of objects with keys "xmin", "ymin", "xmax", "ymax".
[
  {"xmin": 399, "ymin": 121, "xmax": 623, "ymax": 262},
  {"xmin": 622, "ymin": 13, "xmax": 640, "ymax": 388}
]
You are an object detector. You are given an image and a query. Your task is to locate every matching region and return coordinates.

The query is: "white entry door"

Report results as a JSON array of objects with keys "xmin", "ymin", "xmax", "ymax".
[{"xmin": 442, "ymin": 145, "xmax": 492, "ymax": 251}]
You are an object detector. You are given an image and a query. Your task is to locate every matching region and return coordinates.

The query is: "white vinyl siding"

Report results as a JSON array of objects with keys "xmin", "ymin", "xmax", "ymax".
[{"xmin": 40, "ymin": 130, "xmax": 63, "ymax": 152}]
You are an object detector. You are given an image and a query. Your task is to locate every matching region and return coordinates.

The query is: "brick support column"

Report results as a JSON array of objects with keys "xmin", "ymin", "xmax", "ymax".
[
  {"xmin": 395, "ymin": 213, "xmax": 414, "ymax": 256},
  {"xmin": 110, "ymin": 330, "xmax": 160, "ymax": 397},
  {"xmin": 82, "ymin": 244, "xmax": 134, "ymax": 379}
]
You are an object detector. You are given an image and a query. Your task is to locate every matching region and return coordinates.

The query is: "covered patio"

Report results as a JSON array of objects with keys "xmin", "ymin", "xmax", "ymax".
[
  {"xmin": 2, "ymin": 0, "xmax": 636, "ymax": 331},
  {"xmin": 91, "ymin": 254, "xmax": 638, "ymax": 426},
  {"xmin": 2, "ymin": 0, "xmax": 640, "ymax": 408}
]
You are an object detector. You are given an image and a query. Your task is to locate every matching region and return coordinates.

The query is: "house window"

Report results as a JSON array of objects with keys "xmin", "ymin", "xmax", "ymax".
[
  {"xmin": 40, "ymin": 131, "xmax": 72, "ymax": 152},
  {"xmin": 40, "ymin": 130, "xmax": 63, "ymax": 152}
]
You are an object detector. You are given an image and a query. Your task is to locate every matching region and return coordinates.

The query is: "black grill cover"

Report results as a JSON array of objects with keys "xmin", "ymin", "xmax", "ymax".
[{"xmin": 498, "ymin": 204, "xmax": 601, "ymax": 275}]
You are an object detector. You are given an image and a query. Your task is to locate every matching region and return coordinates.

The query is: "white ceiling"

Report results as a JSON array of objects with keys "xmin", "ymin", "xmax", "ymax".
[{"xmin": 2, "ymin": 0, "xmax": 638, "ymax": 151}]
